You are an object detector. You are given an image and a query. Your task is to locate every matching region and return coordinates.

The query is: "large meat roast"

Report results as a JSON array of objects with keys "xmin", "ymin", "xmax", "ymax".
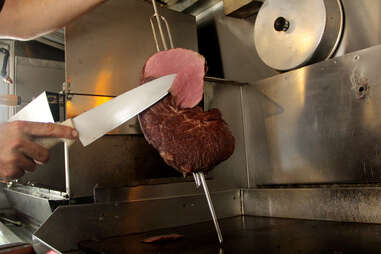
[{"xmin": 139, "ymin": 48, "xmax": 235, "ymax": 174}]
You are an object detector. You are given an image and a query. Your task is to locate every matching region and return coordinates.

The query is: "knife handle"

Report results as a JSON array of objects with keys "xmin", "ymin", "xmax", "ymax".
[{"xmin": 34, "ymin": 119, "xmax": 76, "ymax": 149}]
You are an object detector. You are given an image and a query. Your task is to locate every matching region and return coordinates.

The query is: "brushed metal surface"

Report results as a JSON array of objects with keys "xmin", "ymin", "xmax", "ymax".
[
  {"xmin": 248, "ymin": 44, "xmax": 381, "ymax": 185},
  {"xmin": 212, "ymin": 5, "xmax": 278, "ymax": 83},
  {"xmin": 14, "ymin": 57, "xmax": 64, "ymax": 110},
  {"xmin": 0, "ymin": 42, "xmax": 10, "ymax": 124},
  {"xmin": 63, "ymin": 0, "xmax": 198, "ymax": 197},
  {"xmin": 254, "ymin": 0, "xmax": 327, "ymax": 71},
  {"xmin": 201, "ymin": 0, "xmax": 381, "ymax": 84},
  {"xmin": 243, "ymin": 187, "xmax": 381, "ymax": 224},
  {"xmin": 34, "ymin": 190, "xmax": 240, "ymax": 253},
  {"xmin": 5, "ymin": 189, "xmax": 57, "ymax": 226},
  {"xmin": 223, "ymin": 0, "xmax": 261, "ymax": 17},
  {"xmin": 335, "ymin": 0, "xmax": 381, "ymax": 57},
  {"xmin": 10, "ymin": 58, "xmax": 67, "ymax": 192},
  {"xmin": 67, "ymin": 135, "xmax": 182, "ymax": 198},
  {"xmin": 254, "ymin": 0, "xmax": 343, "ymax": 71},
  {"xmin": 204, "ymin": 81, "xmax": 249, "ymax": 188},
  {"xmin": 309, "ymin": 0, "xmax": 344, "ymax": 64},
  {"xmin": 68, "ymin": 216, "xmax": 381, "ymax": 254},
  {"xmin": 93, "ymin": 180, "xmax": 232, "ymax": 203},
  {"xmin": 65, "ymin": 0, "xmax": 197, "ymax": 96}
]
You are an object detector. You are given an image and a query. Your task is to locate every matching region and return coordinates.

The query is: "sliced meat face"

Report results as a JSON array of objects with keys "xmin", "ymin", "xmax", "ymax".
[
  {"xmin": 142, "ymin": 48, "xmax": 205, "ymax": 109},
  {"xmin": 139, "ymin": 49, "xmax": 235, "ymax": 174}
]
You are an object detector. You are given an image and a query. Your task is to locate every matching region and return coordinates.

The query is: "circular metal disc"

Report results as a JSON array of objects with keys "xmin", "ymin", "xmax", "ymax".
[{"xmin": 254, "ymin": 0, "xmax": 327, "ymax": 71}]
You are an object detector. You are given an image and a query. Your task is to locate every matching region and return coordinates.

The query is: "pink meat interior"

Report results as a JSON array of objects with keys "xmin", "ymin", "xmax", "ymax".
[{"xmin": 143, "ymin": 48, "xmax": 205, "ymax": 108}]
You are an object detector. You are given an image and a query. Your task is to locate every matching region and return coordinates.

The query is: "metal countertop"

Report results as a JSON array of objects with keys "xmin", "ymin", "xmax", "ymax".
[{"xmin": 78, "ymin": 215, "xmax": 381, "ymax": 254}]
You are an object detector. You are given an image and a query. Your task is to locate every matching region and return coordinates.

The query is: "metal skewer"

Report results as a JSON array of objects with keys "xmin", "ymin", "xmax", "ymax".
[
  {"xmin": 150, "ymin": 0, "xmax": 174, "ymax": 52},
  {"xmin": 193, "ymin": 172, "xmax": 224, "ymax": 244},
  {"xmin": 149, "ymin": 0, "xmax": 223, "ymax": 244}
]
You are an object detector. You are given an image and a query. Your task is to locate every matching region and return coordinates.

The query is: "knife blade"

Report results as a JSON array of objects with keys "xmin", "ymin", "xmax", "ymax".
[
  {"xmin": 74, "ymin": 74, "xmax": 176, "ymax": 146},
  {"xmin": 13, "ymin": 74, "xmax": 176, "ymax": 149}
]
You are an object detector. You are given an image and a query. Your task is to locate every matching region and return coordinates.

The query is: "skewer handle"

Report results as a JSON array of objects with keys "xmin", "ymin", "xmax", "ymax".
[{"xmin": 150, "ymin": 0, "xmax": 174, "ymax": 52}]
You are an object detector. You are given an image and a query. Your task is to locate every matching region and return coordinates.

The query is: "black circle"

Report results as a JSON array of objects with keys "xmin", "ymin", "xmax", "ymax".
[
  {"xmin": 359, "ymin": 87, "xmax": 365, "ymax": 93},
  {"xmin": 274, "ymin": 17, "xmax": 290, "ymax": 32}
]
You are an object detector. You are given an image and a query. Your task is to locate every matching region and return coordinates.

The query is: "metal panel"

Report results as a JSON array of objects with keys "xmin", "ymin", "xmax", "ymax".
[
  {"xmin": 15, "ymin": 57, "xmax": 64, "ymax": 108},
  {"xmin": 204, "ymin": 80, "xmax": 248, "ymax": 188},
  {"xmin": 94, "ymin": 178, "xmax": 239, "ymax": 203},
  {"xmin": 63, "ymin": 0, "xmax": 199, "ymax": 197},
  {"xmin": 335, "ymin": 0, "xmax": 381, "ymax": 57},
  {"xmin": 34, "ymin": 190, "xmax": 240, "ymax": 253},
  {"xmin": 66, "ymin": 79, "xmax": 247, "ymax": 198},
  {"xmin": 68, "ymin": 135, "xmax": 183, "ymax": 198},
  {"xmin": 243, "ymin": 187, "xmax": 381, "ymax": 224},
  {"xmin": 51, "ymin": 216, "xmax": 381, "ymax": 254},
  {"xmin": 0, "ymin": 222, "xmax": 23, "ymax": 244},
  {"xmin": 197, "ymin": 2, "xmax": 277, "ymax": 83},
  {"xmin": 198, "ymin": 0, "xmax": 381, "ymax": 85},
  {"xmin": 4, "ymin": 188, "xmax": 61, "ymax": 226},
  {"xmin": 18, "ymin": 145, "xmax": 66, "ymax": 192},
  {"xmin": 0, "ymin": 41, "xmax": 10, "ymax": 123},
  {"xmin": 248, "ymin": 45, "xmax": 381, "ymax": 185},
  {"xmin": 13, "ymin": 57, "xmax": 67, "ymax": 191},
  {"xmin": 65, "ymin": 0, "xmax": 197, "ymax": 96}
]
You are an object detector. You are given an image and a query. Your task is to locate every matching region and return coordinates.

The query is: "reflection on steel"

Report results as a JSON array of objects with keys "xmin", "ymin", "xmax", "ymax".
[
  {"xmin": 198, "ymin": 172, "xmax": 223, "ymax": 244},
  {"xmin": 247, "ymin": 44, "xmax": 381, "ymax": 185},
  {"xmin": 254, "ymin": 0, "xmax": 343, "ymax": 71},
  {"xmin": 69, "ymin": 216, "xmax": 381, "ymax": 253},
  {"xmin": 193, "ymin": 173, "xmax": 201, "ymax": 188},
  {"xmin": 34, "ymin": 190, "xmax": 240, "ymax": 252},
  {"xmin": 64, "ymin": 143, "xmax": 70, "ymax": 197},
  {"xmin": 204, "ymin": 81, "xmax": 249, "ymax": 188},
  {"xmin": 63, "ymin": 0, "xmax": 198, "ymax": 198},
  {"xmin": 242, "ymin": 187, "xmax": 381, "ymax": 224},
  {"xmin": 4, "ymin": 186, "xmax": 66, "ymax": 226}
]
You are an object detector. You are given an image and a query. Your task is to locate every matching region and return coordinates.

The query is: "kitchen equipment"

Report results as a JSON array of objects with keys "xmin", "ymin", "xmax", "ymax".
[
  {"xmin": 150, "ymin": 0, "xmax": 174, "ymax": 51},
  {"xmin": 150, "ymin": 0, "xmax": 223, "ymax": 243},
  {"xmin": 254, "ymin": 0, "xmax": 343, "ymax": 71},
  {"xmin": 193, "ymin": 172, "xmax": 223, "ymax": 243},
  {"xmin": 11, "ymin": 74, "xmax": 176, "ymax": 148}
]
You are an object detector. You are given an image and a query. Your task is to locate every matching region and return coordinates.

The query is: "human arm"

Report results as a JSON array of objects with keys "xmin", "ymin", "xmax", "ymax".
[
  {"xmin": 0, "ymin": 121, "xmax": 77, "ymax": 180},
  {"xmin": 0, "ymin": 0, "xmax": 107, "ymax": 40}
]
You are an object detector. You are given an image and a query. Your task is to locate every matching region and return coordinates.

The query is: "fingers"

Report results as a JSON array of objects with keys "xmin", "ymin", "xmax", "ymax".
[
  {"xmin": 18, "ymin": 139, "xmax": 49, "ymax": 163},
  {"xmin": 0, "ymin": 121, "xmax": 61, "ymax": 181},
  {"xmin": 0, "ymin": 153, "xmax": 34, "ymax": 180},
  {"xmin": 11, "ymin": 121, "xmax": 78, "ymax": 139},
  {"xmin": 16, "ymin": 154, "xmax": 36, "ymax": 173}
]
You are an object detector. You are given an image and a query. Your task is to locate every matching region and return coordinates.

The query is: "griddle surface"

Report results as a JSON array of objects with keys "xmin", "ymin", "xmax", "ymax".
[{"xmin": 79, "ymin": 216, "xmax": 381, "ymax": 253}]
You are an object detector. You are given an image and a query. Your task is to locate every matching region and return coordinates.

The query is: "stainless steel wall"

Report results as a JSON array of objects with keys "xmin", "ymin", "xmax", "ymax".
[
  {"xmin": 197, "ymin": 2, "xmax": 277, "ymax": 83},
  {"xmin": 199, "ymin": 0, "xmax": 381, "ymax": 186},
  {"xmin": 14, "ymin": 57, "xmax": 67, "ymax": 192},
  {"xmin": 204, "ymin": 80, "xmax": 248, "ymax": 188},
  {"xmin": 198, "ymin": 0, "xmax": 381, "ymax": 83},
  {"xmin": 335, "ymin": 0, "xmax": 381, "ymax": 57},
  {"xmin": 65, "ymin": 0, "xmax": 199, "ymax": 198},
  {"xmin": 248, "ymin": 45, "xmax": 381, "ymax": 185},
  {"xmin": 66, "ymin": 0, "xmax": 198, "ymax": 96}
]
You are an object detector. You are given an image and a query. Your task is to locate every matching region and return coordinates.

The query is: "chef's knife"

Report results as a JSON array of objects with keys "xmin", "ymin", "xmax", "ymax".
[{"xmin": 12, "ymin": 74, "xmax": 176, "ymax": 149}]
